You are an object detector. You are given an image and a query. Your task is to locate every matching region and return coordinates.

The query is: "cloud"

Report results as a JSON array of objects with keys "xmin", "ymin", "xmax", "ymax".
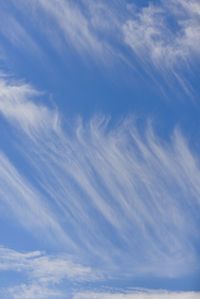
[
  {"xmin": 0, "ymin": 246, "xmax": 92, "ymax": 299},
  {"xmin": 1, "ymin": 81, "xmax": 200, "ymax": 279},
  {"xmin": 4, "ymin": 0, "xmax": 109, "ymax": 62},
  {"xmin": 0, "ymin": 151, "xmax": 74, "ymax": 247},
  {"xmin": 122, "ymin": 0, "xmax": 200, "ymax": 69},
  {"xmin": 0, "ymin": 246, "xmax": 92, "ymax": 282},
  {"xmin": 0, "ymin": 10, "xmax": 43, "ymax": 59},
  {"xmin": 34, "ymin": 0, "xmax": 104, "ymax": 56},
  {"xmin": 1, "ymin": 0, "xmax": 199, "ymax": 93},
  {"xmin": 0, "ymin": 76, "xmax": 200, "ymax": 281},
  {"xmin": 73, "ymin": 291, "xmax": 200, "ymax": 299},
  {"xmin": 7, "ymin": 284, "xmax": 62, "ymax": 299},
  {"xmin": 0, "ymin": 1, "xmax": 199, "ymax": 296},
  {"xmin": 0, "ymin": 78, "xmax": 59, "ymax": 136},
  {"xmin": 0, "ymin": 77, "xmax": 73, "ymax": 246},
  {"xmin": 10, "ymin": 0, "xmax": 200, "ymax": 68}
]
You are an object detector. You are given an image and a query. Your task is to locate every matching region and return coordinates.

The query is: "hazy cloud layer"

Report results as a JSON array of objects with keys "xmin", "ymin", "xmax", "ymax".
[
  {"xmin": 74, "ymin": 291, "xmax": 200, "ymax": 299},
  {"xmin": 0, "ymin": 246, "xmax": 93, "ymax": 299}
]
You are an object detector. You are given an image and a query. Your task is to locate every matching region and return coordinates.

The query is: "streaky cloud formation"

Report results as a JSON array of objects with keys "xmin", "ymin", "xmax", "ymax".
[
  {"xmin": 7, "ymin": 285, "xmax": 62, "ymax": 299},
  {"xmin": 0, "ymin": 78, "xmax": 73, "ymax": 247},
  {"xmin": 0, "ymin": 151, "xmax": 72, "ymax": 247},
  {"xmin": 123, "ymin": 0, "xmax": 200, "ymax": 68},
  {"xmin": 0, "ymin": 246, "xmax": 93, "ymax": 299},
  {"xmin": 74, "ymin": 290, "xmax": 200, "ymax": 299},
  {"xmin": 0, "ymin": 1, "xmax": 199, "ymax": 298},
  {"xmin": 0, "ymin": 78, "xmax": 59, "ymax": 135},
  {"xmin": 1, "ymin": 0, "xmax": 200, "ymax": 76},
  {"xmin": 0, "ymin": 77, "xmax": 199, "ymax": 281},
  {"xmin": 0, "ymin": 246, "xmax": 92, "ymax": 282},
  {"xmin": 5, "ymin": 0, "xmax": 108, "ymax": 62},
  {"xmin": 122, "ymin": 0, "xmax": 200, "ymax": 94},
  {"xmin": 0, "ymin": 0, "xmax": 199, "ymax": 105}
]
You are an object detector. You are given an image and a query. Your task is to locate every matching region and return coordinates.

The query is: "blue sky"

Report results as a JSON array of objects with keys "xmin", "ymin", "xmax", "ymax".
[{"xmin": 0, "ymin": 0, "xmax": 200, "ymax": 298}]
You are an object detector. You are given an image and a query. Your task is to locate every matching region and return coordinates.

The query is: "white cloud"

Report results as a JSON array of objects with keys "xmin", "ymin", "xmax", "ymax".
[
  {"xmin": 0, "ymin": 78, "xmax": 59, "ymax": 136},
  {"xmin": 0, "ymin": 151, "xmax": 73, "ymax": 247},
  {"xmin": 3, "ymin": 103, "xmax": 199, "ymax": 278},
  {"xmin": 7, "ymin": 284, "xmax": 62, "ymax": 299},
  {"xmin": 0, "ymin": 246, "xmax": 92, "ymax": 299},
  {"xmin": 73, "ymin": 291, "xmax": 200, "ymax": 299},
  {"xmin": 0, "ymin": 11, "xmax": 43, "ymax": 59},
  {"xmin": 122, "ymin": 0, "xmax": 200, "ymax": 68},
  {"xmin": 18, "ymin": 0, "xmax": 200, "ymax": 69},
  {"xmin": 0, "ymin": 77, "xmax": 200, "ymax": 279},
  {"xmin": 1, "ymin": 0, "xmax": 199, "ymax": 82},
  {"xmin": 0, "ymin": 78, "xmax": 72, "ymax": 246},
  {"xmin": 0, "ymin": 246, "xmax": 92, "ymax": 282},
  {"xmin": 6, "ymin": 0, "xmax": 108, "ymax": 62},
  {"xmin": 35, "ymin": 0, "xmax": 104, "ymax": 56},
  {"xmin": 0, "ymin": 1, "xmax": 199, "ymax": 296}
]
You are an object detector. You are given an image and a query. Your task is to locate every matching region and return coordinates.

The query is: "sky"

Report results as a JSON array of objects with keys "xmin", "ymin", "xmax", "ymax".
[{"xmin": 0, "ymin": 0, "xmax": 200, "ymax": 298}]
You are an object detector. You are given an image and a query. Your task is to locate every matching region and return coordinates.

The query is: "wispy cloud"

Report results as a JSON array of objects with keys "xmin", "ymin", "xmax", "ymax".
[
  {"xmin": 0, "ymin": 78, "xmax": 200, "ymax": 280},
  {"xmin": 1, "ymin": 0, "xmax": 200, "ymax": 95},
  {"xmin": 0, "ymin": 78, "xmax": 59, "ymax": 136},
  {"xmin": 73, "ymin": 290, "xmax": 200, "ymax": 299},
  {"xmin": 10, "ymin": 0, "xmax": 200, "ymax": 68},
  {"xmin": 5, "ymin": 0, "xmax": 109, "ymax": 63},
  {"xmin": 0, "ymin": 1, "xmax": 199, "ymax": 297},
  {"xmin": 0, "ymin": 10, "xmax": 43, "ymax": 59},
  {"xmin": 0, "ymin": 246, "xmax": 92, "ymax": 299},
  {"xmin": 34, "ymin": 0, "xmax": 104, "ymax": 56},
  {"xmin": 7, "ymin": 284, "xmax": 62, "ymax": 299},
  {"xmin": 0, "ymin": 150, "xmax": 73, "ymax": 247},
  {"xmin": 0, "ymin": 246, "xmax": 92, "ymax": 282},
  {"xmin": 123, "ymin": 0, "xmax": 200, "ymax": 68},
  {"xmin": 0, "ymin": 77, "xmax": 74, "ymax": 247}
]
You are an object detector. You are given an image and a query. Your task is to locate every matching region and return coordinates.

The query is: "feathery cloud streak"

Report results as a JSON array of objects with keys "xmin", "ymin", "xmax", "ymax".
[
  {"xmin": 0, "ymin": 246, "xmax": 92, "ymax": 299},
  {"xmin": 2, "ymin": 1, "xmax": 199, "ymax": 67},
  {"xmin": 0, "ymin": 1, "xmax": 199, "ymax": 297},
  {"xmin": 0, "ymin": 0, "xmax": 199, "ymax": 105},
  {"xmin": 3, "ymin": 0, "xmax": 107, "ymax": 62},
  {"xmin": 0, "ymin": 150, "xmax": 73, "ymax": 247},
  {"xmin": 0, "ymin": 77, "xmax": 74, "ymax": 247},
  {"xmin": 0, "ymin": 78, "xmax": 200, "ymax": 280},
  {"xmin": 0, "ymin": 78, "xmax": 59, "ymax": 134},
  {"xmin": 123, "ymin": 0, "xmax": 200, "ymax": 68},
  {"xmin": 0, "ymin": 246, "xmax": 91, "ymax": 282},
  {"xmin": 74, "ymin": 290, "xmax": 200, "ymax": 299}
]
